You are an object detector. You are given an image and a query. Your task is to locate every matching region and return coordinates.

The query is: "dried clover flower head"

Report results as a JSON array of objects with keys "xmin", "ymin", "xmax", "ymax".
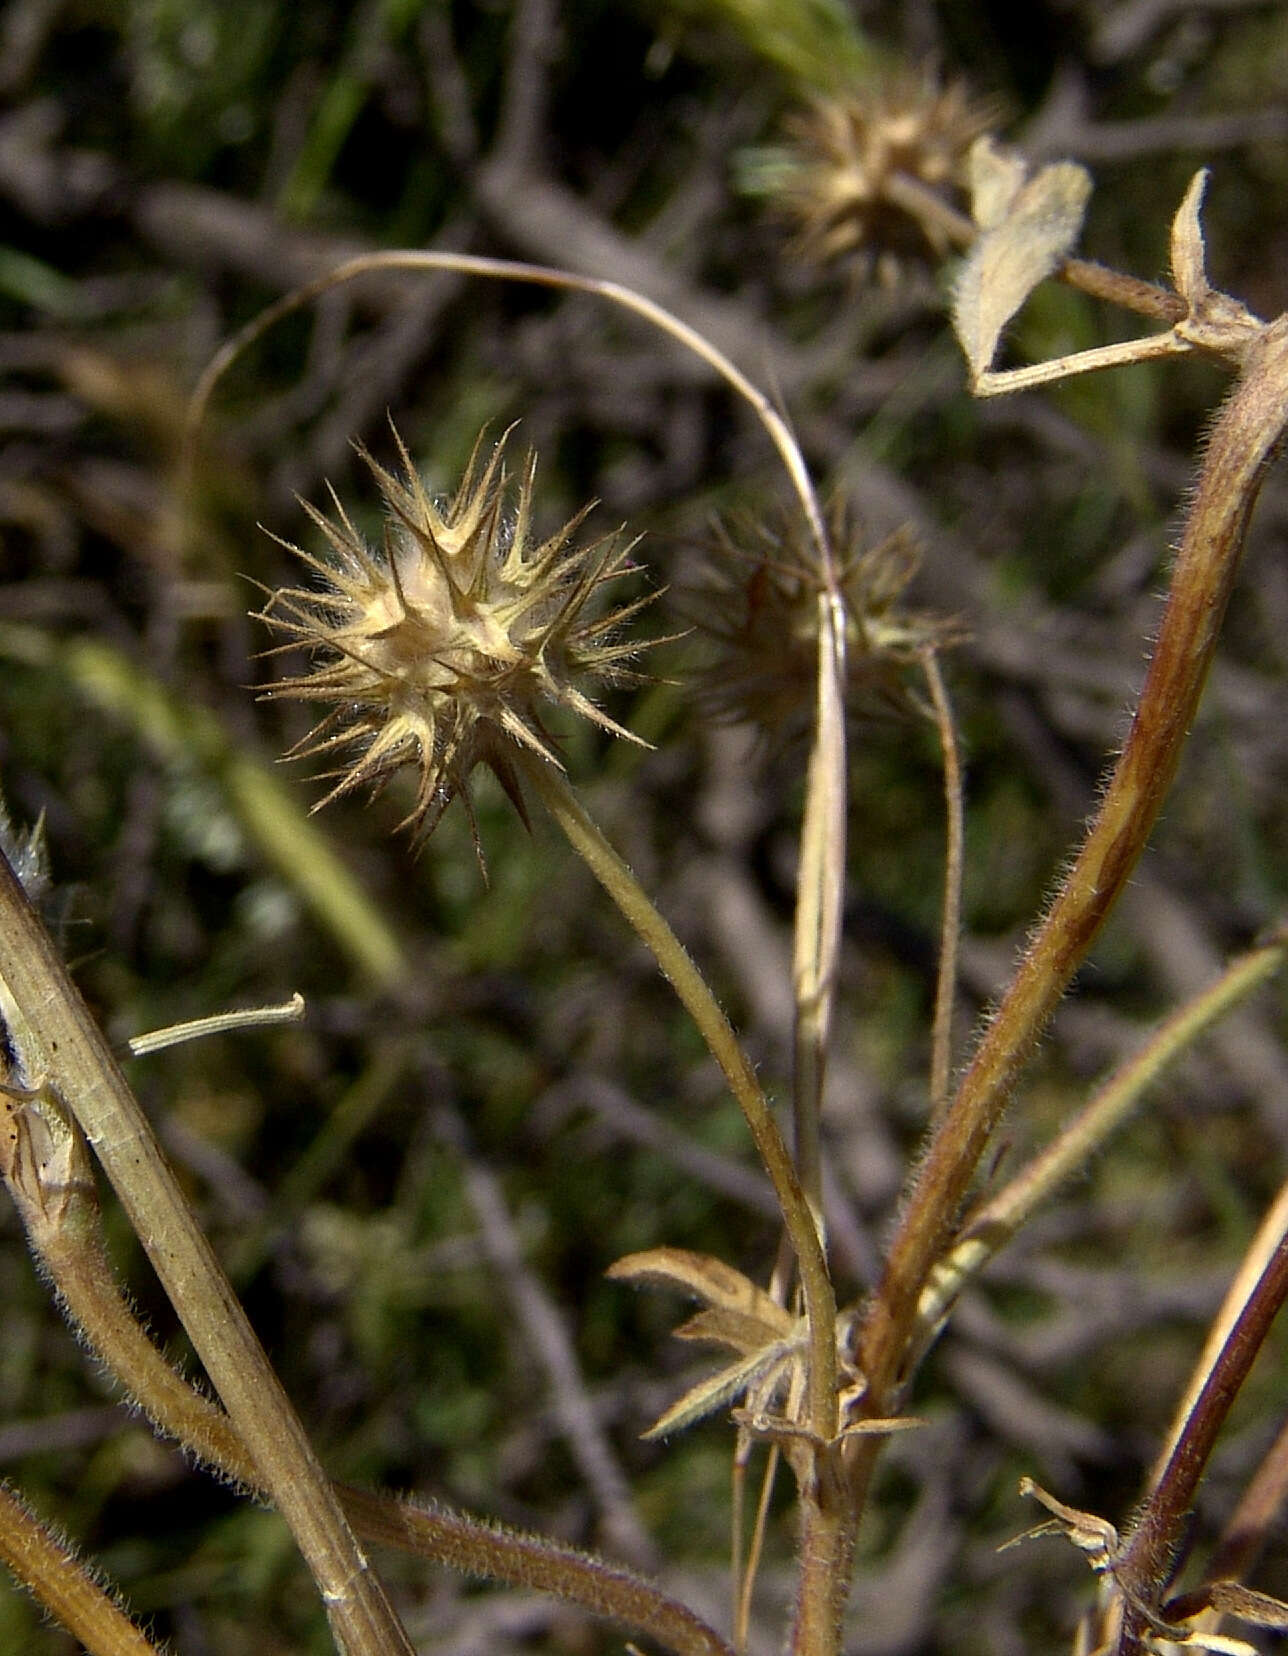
[
  {"xmin": 775, "ymin": 75, "xmax": 994, "ymax": 279},
  {"xmin": 259, "ymin": 425, "xmax": 653, "ymax": 844},
  {"xmin": 689, "ymin": 505, "xmax": 961, "ymax": 738}
]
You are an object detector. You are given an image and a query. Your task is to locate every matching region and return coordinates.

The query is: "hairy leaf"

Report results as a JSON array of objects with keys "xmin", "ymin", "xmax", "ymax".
[{"xmin": 953, "ymin": 142, "xmax": 1092, "ymax": 383}]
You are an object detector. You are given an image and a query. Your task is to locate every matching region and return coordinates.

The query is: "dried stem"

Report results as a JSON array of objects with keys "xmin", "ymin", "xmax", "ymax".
[
  {"xmin": 0, "ymin": 1066, "xmax": 735, "ymax": 1656},
  {"xmin": 791, "ymin": 591, "xmax": 848, "ymax": 1234},
  {"xmin": 1114, "ymin": 1215, "xmax": 1288, "ymax": 1649},
  {"xmin": 1059, "ymin": 256, "xmax": 1186, "ymax": 324},
  {"xmin": 922, "ymin": 650, "xmax": 963, "ymax": 1121},
  {"xmin": 0, "ymin": 1481, "xmax": 161, "ymax": 1656},
  {"xmin": 734, "ymin": 1447, "xmax": 779, "ymax": 1652},
  {"xmin": 184, "ymin": 248, "xmax": 832, "ymax": 577},
  {"xmin": 0, "ymin": 851, "xmax": 414, "ymax": 1656},
  {"xmin": 852, "ymin": 314, "xmax": 1288, "ymax": 1504}
]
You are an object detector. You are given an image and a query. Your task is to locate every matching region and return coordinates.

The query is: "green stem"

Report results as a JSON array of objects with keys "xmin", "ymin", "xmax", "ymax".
[{"xmin": 515, "ymin": 750, "xmax": 839, "ymax": 1443}]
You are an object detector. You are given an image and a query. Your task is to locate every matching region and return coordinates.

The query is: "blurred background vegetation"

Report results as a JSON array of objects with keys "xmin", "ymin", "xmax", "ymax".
[{"xmin": 3, "ymin": 1, "xmax": 1288, "ymax": 1651}]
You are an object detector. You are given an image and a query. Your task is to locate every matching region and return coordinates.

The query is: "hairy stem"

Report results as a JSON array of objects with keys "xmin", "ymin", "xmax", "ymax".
[
  {"xmin": 0, "ymin": 1481, "xmax": 161, "ymax": 1656},
  {"xmin": 0, "ymin": 852, "xmax": 413, "ymax": 1656},
  {"xmin": 790, "ymin": 1456, "xmax": 857, "ymax": 1656},
  {"xmin": 852, "ymin": 313, "xmax": 1288, "ymax": 1503},
  {"xmin": 1115, "ymin": 1221, "xmax": 1288, "ymax": 1650},
  {"xmin": 913, "ymin": 929, "xmax": 1288, "ymax": 1352},
  {"xmin": 0, "ymin": 1077, "xmax": 736, "ymax": 1656}
]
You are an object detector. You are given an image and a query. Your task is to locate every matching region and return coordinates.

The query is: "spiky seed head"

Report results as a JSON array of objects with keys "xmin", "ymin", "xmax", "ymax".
[
  {"xmin": 774, "ymin": 76, "xmax": 995, "ymax": 280},
  {"xmin": 687, "ymin": 504, "xmax": 962, "ymax": 740},
  {"xmin": 258, "ymin": 425, "xmax": 654, "ymax": 845}
]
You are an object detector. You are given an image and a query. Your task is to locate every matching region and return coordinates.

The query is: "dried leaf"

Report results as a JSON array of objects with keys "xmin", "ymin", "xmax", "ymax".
[
  {"xmin": 606, "ymin": 1248, "xmax": 792, "ymax": 1333},
  {"xmin": 1170, "ymin": 168, "xmax": 1211, "ymax": 309},
  {"xmin": 674, "ymin": 1306, "xmax": 798, "ymax": 1356},
  {"xmin": 641, "ymin": 1340, "xmax": 797, "ymax": 1440},
  {"xmin": 967, "ymin": 135, "xmax": 1028, "ymax": 231},
  {"xmin": 952, "ymin": 156, "xmax": 1092, "ymax": 383},
  {"xmin": 1204, "ymin": 1581, "xmax": 1288, "ymax": 1632},
  {"xmin": 1005, "ymin": 1477, "xmax": 1120, "ymax": 1571},
  {"xmin": 733, "ymin": 1408, "xmax": 924, "ymax": 1445}
]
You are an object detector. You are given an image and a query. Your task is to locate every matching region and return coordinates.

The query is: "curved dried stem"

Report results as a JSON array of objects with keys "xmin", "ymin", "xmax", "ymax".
[
  {"xmin": 0, "ymin": 1061, "xmax": 734, "ymax": 1656},
  {"xmin": 184, "ymin": 248, "xmax": 832, "ymax": 580},
  {"xmin": 922, "ymin": 650, "xmax": 963, "ymax": 1121}
]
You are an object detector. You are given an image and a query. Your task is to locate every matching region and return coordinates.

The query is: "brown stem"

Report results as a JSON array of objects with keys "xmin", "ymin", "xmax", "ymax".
[
  {"xmin": 0, "ymin": 1480, "xmax": 162, "ymax": 1656},
  {"xmin": 341, "ymin": 1488, "xmax": 734, "ymax": 1656},
  {"xmin": 0, "ymin": 1067, "xmax": 735, "ymax": 1656},
  {"xmin": 852, "ymin": 312, "xmax": 1288, "ymax": 1483},
  {"xmin": 1059, "ymin": 257, "xmax": 1186, "ymax": 325},
  {"xmin": 1115, "ymin": 1229, "xmax": 1288, "ymax": 1651},
  {"xmin": 790, "ymin": 1457, "xmax": 857, "ymax": 1656},
  {"xmin": 0, "ymin": 852, "xmax": 413, "ymax": 1656}
]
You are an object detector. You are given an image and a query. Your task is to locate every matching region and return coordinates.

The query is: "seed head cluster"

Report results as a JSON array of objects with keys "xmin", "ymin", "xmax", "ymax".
[
  {"xmin": 260, "ymin": 426, "xmax": 652, "ymax": 842},
  {"xmin": 689, "ymin": 507, "xmax": 961, "ymax": 739},
  {"xmin": 776, "ymin": 76, "xmax": 993, "ymax": 279}
]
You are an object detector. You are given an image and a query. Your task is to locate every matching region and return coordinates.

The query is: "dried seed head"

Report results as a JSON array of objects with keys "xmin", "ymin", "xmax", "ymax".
[
  {"xmin": 773, "ymin": 76, "xmax": 995, "ymax": 280},
  {"xmin": 687, "ymin": 505, "xmax": 961, "ymax": 739},
  {"xmin": 259, "ymin": 425, "xmax": 654, "ymax": 846}
]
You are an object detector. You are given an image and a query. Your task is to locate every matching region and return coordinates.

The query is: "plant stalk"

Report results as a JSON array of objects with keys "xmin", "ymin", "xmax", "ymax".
[
  {"xmin": 1115, "ymin": 1222, "xmax": 1288, "ymax": 1651},
  {"xmin": 0, "ymin": 1053, "xmax": 735, "ymax": 1656},
  {"xmin": 0, "ymin": 851, "xmax": 414, "ymax": 1656},
  {"xmin": 851, "ymin": 313, "xmax": 1288, "ymax": 1508},
  {"xmin": 516, "ymin": 751, "xmax": 839, "ymax": 1442},
  {"xmin": 0, "ymin": 1481, "xmax": 161, "ymax": 1656},
  {"xmin": 791, "ymin": 591, "xmax": 848, "ymax": 1233},
  {"xmin": 914, "ymin": 929, "xmax": 1288, "ymax": 1351}
]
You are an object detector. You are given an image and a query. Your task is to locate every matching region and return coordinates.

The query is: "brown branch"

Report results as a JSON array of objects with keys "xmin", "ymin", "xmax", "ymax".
[
  {"xmin": 852, "ymin": 311, "xmax": 1288, "ymax": 1487},
  {"xmin": 1115, "ymin": 1228, "xmax": 1288, "ymax": 1650}
]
